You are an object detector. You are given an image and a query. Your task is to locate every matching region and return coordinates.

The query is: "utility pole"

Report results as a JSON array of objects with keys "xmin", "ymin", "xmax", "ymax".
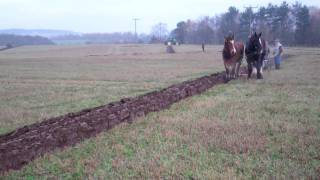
[
  {"xmin": 244, "ymin": 6, "xmax": 258, "ymax": 36},
  {"xmin": 159, "ymin": 23, "xmax": 162, "ymax": 42},
  {"xmin": 133, "ymin": 18, "xmax": 140, "ymax": 43},
  {"xmin": 158, "ymin": 22, "xmax": 166, "ymax": 42}
]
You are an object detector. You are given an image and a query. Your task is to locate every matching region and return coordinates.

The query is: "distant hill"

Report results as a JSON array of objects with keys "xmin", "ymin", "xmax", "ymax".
[
  {"xmin": 0, "ymin": 34, "xmax": 55, "ymax": 47},
  {"xmin": 0, "ymin": 29, "xmax": 80, "ymax": 38}
]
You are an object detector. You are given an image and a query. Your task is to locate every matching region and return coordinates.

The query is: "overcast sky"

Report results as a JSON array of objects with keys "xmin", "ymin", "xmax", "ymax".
[{"xmin": 0, "ymin": 0, "xmax": 318, "ymax": 33}]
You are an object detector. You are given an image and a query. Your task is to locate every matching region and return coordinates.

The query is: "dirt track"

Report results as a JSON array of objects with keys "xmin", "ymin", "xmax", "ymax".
[{"xmin": 0, "ymin": 70, "xmax": 234, "ymax": 173}]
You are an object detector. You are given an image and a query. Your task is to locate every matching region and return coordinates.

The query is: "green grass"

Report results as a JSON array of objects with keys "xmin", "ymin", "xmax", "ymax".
[{"xmin": 1, "ymin": 46, "xmax": 320, "ymax": 179}]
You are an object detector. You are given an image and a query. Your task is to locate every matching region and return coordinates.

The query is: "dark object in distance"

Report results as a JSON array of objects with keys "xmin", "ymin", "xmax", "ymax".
[{"xmin": 166, "ymin": 45, "xmax": 175, "ymax": 53}]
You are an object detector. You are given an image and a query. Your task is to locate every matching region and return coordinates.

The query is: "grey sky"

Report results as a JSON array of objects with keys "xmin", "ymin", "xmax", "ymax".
[{"xmin": 0, "ymin": 0, "xmax": 318, "ymax": 33}]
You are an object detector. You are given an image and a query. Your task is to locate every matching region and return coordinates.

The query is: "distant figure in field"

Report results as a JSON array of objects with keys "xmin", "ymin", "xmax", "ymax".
[
  {"xmin": 166, "ymin": 41, "xmax": 175, "ymax": 53},
  {"xmin": 201, "ymin": 41, "xmax": 205, "ymax": 52},
  {"xmin": 273, "ymin": 39, "xmax": 283, "ymax": 69}
]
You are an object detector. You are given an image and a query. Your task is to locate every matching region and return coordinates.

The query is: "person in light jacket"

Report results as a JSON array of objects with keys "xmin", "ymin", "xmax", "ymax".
[{"xmin": 273, "ymin": 39, "xmax": 283, "ymax": 69}]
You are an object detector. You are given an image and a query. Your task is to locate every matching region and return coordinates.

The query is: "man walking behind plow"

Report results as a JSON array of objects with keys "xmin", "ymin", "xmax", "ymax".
[{"xmin": 273, "ymin": 39, "xmax": 283, "ymax": 69}]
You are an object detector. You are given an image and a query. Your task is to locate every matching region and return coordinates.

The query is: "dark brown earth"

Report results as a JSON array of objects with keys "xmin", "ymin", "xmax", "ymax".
[{"xmin": 0, "ymin": 69, "xmax": 244, "ymax": 173}]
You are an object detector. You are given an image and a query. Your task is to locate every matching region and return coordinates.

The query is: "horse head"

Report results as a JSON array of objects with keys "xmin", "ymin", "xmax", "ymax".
[
  {"xmin": 224, "ymin": 33, "xmax": 236, "ymax": 57},
  {"xmin": 248, "ymin": 32, "xmax": 262, "ymax": 55}
]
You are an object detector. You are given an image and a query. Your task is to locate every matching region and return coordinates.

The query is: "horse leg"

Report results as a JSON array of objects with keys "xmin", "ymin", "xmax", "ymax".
[
  {"xmin": 247, "ymin": 63, "xmax": 253, "ymax": 79},
  {"xmin": 224, "ymin": 63, "xmax": 229, "ymax": 82},
  {"xmin": 236, "ymin": 62, "xmax": 241, "ymax": 78},
  {"xmin": 257, "ymin": 60, "xmax": 263, "ymax": 79},
  {"xmin": 226, "ymin": 69, "xmax": 229, "ymax": 81},
  {"xmin": 230, "ymin": 64, "xmax": 235, "ymax": 79},
  {"xmin": 235, "ymin": 66, "xmax": 238, "ymax": 78},
  {"xmin": 239, "ymin": 61, "xmax": 242, "ymax": 77},
  {"xmin": 234, "ymin": 63, "xmax": 238, "ymax": 78},
  {"xmin": 233, "ymin": 62, "xmax": 238, "ymax": 79}
]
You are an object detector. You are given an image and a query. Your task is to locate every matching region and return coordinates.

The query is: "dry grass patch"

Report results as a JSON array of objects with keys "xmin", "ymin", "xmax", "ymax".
[{"xmin": 197, "ymin": 119, "xmax": 267, "ymax": 154}]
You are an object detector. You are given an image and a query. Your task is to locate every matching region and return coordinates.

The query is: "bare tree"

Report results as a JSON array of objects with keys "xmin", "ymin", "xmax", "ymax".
[{"xmin": 151, "ymin": 23, "xmax": 169, "ymax": 42}]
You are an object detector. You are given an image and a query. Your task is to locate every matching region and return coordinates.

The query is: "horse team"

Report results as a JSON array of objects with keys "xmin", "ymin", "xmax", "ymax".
[{"xmin": 223, "ymin": 32, "xmax": 269, "ymax": 81}]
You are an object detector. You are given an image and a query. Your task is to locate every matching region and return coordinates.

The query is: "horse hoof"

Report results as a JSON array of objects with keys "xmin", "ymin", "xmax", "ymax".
[{"xmin": 223, "ymin": 76, "xmax": 228, "ymax": 83}]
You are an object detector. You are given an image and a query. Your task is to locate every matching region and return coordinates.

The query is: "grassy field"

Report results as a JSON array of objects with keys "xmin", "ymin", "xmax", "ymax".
[
  {"xmin": 1, "ymin": 45, "xmax": 320, "ymax": 179},
  {"xmin": 0, "ymin": 44, "xmax": 223, "ymax": 135}
]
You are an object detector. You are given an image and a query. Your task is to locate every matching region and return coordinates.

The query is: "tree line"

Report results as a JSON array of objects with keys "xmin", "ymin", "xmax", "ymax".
[
  {"xmin": 0, "ymin": 34, "xmax": 54, "ymax": 47},
  {"xmin": 171, "ymin": 1, "xmax": 320, "ymax": 46},
  {"xmin": 52, "ymin": 32, "xmax": 152, "ymax": 45}
]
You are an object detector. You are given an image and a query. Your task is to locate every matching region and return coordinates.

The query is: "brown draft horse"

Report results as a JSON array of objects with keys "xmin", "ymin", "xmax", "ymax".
[{"xmin": 222, "ymin": 33, "xmax": 245, "ymax": 81}]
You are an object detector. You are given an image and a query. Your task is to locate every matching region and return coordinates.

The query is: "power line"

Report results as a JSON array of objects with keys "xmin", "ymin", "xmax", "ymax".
[{"xmin": 158, "ymin": 22, "xmax": 165, "ymax": 41}]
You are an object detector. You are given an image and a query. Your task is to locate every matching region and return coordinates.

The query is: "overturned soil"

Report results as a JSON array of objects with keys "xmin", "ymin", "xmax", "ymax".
[{"xmin": 0, "ymin": 69, "xmax": 246, "ymax": 173}]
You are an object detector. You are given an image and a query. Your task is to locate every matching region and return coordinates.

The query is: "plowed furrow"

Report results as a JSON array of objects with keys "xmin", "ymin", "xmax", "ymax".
[{"xmin": 0, "ymin": 70, "xmax": 234, "ymax": 173}]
